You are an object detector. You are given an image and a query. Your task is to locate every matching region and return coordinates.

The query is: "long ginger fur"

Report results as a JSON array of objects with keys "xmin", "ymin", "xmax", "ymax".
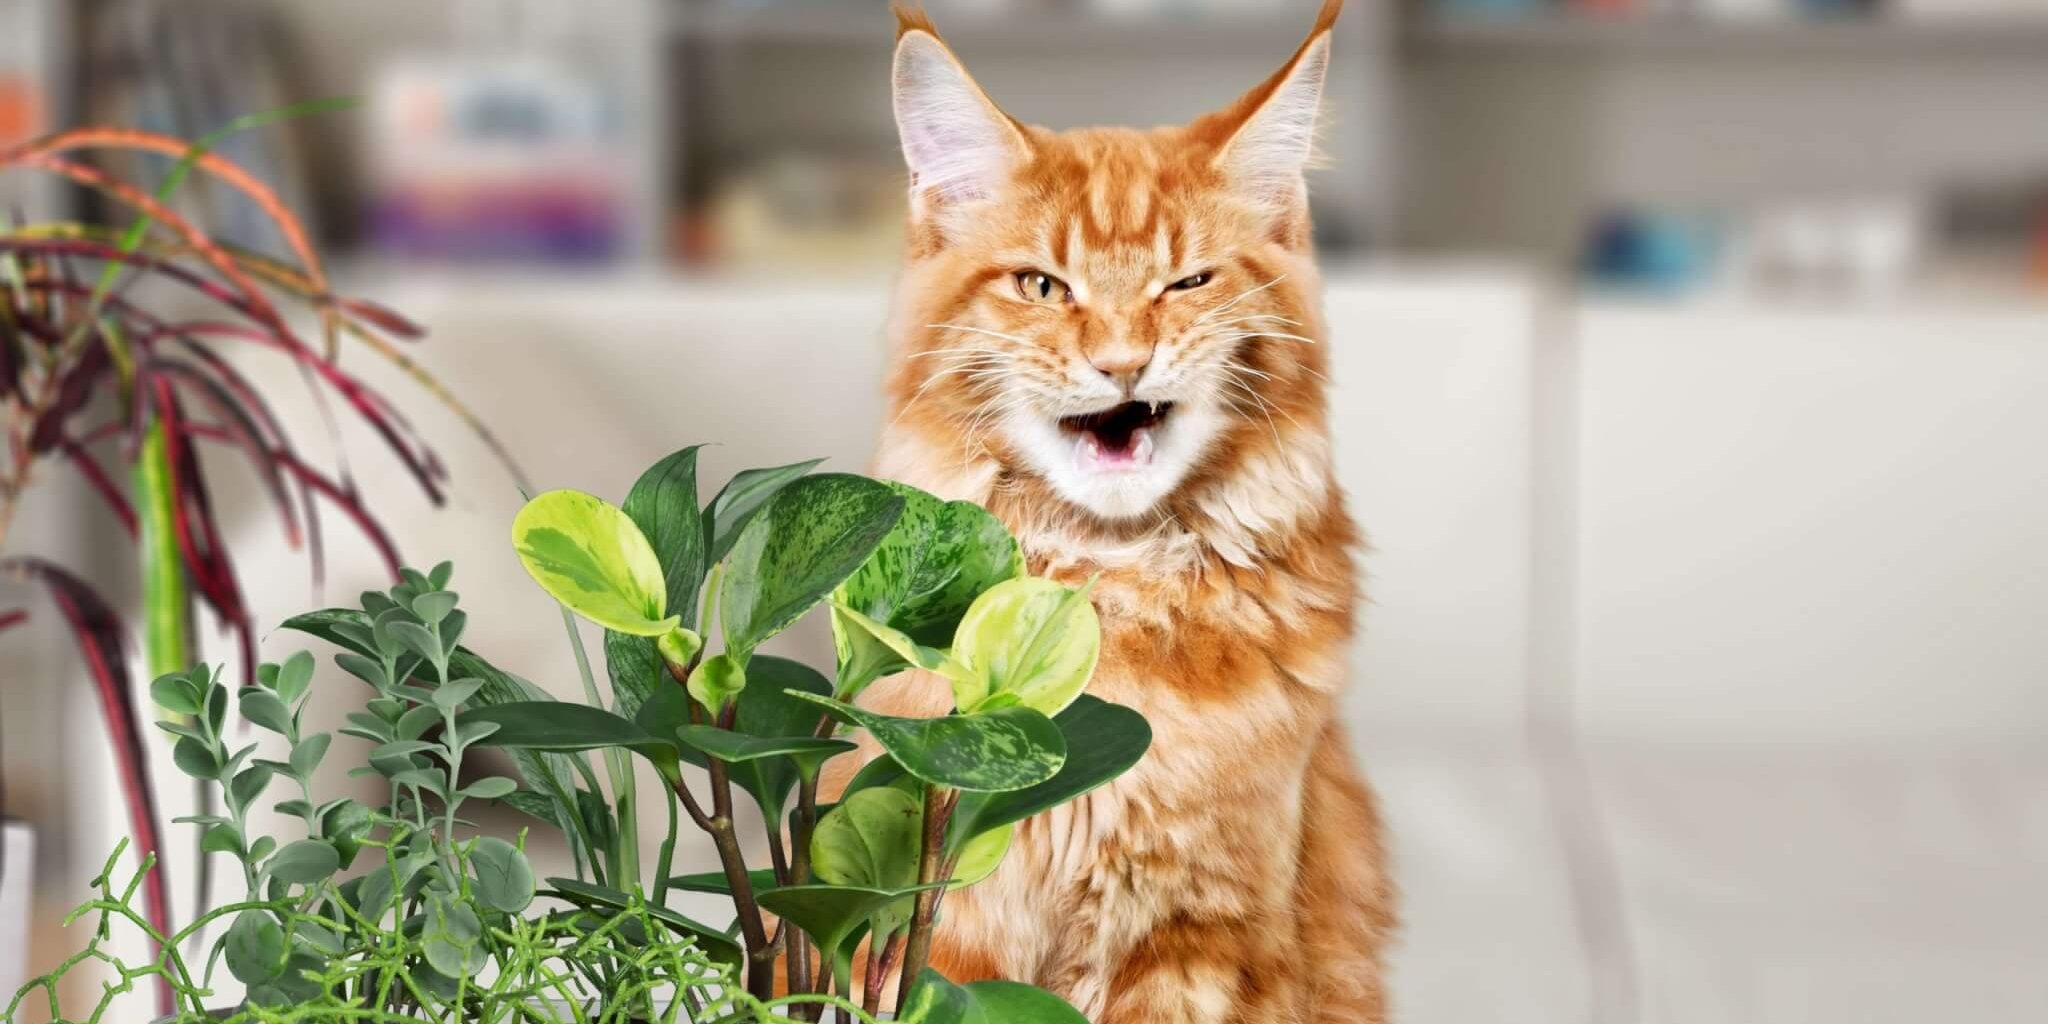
[{"xmin": 827, "ymin": 3, "xmax": 1395, "ymax": 1020}]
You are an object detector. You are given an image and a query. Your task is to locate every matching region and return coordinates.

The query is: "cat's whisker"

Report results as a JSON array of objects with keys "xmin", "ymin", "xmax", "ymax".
[
  {"xmin": 1191, "ymin": 275, "xmax": 1287, "ymax": 326},
  {"xmin": 928, "ymin": 323, "xmax": 1028, "ymax": 344}
]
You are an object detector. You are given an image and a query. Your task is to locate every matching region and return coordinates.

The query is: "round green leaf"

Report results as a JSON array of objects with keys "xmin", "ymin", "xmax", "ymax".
[
  {"xmin": 718, "ymin": 474, "xmax": 906, "ymax": 657},
  {"xmin": 899, "ymin": 970, "xmax": 1090, "ymax": 1024},
  {"xmin": 268, "ymin": 839, "xmax": 341, "ymax": 885},
  {"xmin": 149, "ymin": 672, "xmax": 201, "ymax": 716},
  {"xmin": 238, "ymin": 689, "xmax": 293, "ymax": 735},
  {"xmin": 468, "ymin": 836, "xmax": 535, "ymax": 914},
  {"xmin": 950, "ymin": 577, "xmax": 1101, "ymax": 718},
  {"xmin": 811, "ymin": 787, "xmax": 922, "ymax": 893},
  {"xmin": 944, "ymin": 694, "xmax": 1152, "ymax": 859},
  {"xmin": 460, "ymin": 776, "xmax": 519, "ymax": 801},
  {"xmin": 513, "ymin": 489, "xmax": 680, "ymax": 637},
  {"xmin": 224, "ymin": 910, "xmax": 285, "ymax": 985},
  {"xmin": 794, "ymin": 693, "xmax": 1066, "ymax": 793},
  {"xmin": 410, "ymin": 590, "xmax": 459, "ymax": 625},
  {"xmin": 951, "ymin": 822, "xmax": 1012, "ymax": 889},
  {"xmin": 171, "ymin": 736, "xmax": 217, "ymax": 780},
  {"xmin": 421, "ymin": 892, "xmax": 487, "ymax": 977}
]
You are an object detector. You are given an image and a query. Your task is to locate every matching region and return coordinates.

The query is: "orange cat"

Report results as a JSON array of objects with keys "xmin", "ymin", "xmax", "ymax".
[{"xmin": 837, "ymin": 2, "xmax": 1394, "ymax": 1019}]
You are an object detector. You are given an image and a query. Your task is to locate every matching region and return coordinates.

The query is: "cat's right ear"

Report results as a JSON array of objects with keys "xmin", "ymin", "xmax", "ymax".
[{"xmin": 892, "ymin": 9, "xmax": 1031, "ymax": 219}]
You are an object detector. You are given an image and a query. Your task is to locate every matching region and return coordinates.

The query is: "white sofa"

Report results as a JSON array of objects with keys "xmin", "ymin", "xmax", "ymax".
[{"xmin": 7, "ymin": 267, "xmax": 2044, "ymax": 1022}]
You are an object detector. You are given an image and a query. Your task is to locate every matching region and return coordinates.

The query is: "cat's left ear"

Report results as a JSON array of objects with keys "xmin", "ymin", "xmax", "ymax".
[{"xmin": 1196, "ymin": 0, "xmax": 1340, "ymax": 215}]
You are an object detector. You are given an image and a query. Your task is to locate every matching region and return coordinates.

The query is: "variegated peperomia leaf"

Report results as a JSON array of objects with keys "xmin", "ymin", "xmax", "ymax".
[
  {"xmin": 792, "ymin": 692, "xmax": 1065, "ymax": 793},
  {"xmin": 831, "ymin": 482, "xmax": 1020, "ymax": 698},
  {"xmin": 949, "ymin": 576, "xmax": 1101, "ymax": 717},
  {"xmin": 512, "ymin": 489, "xmax": 679, "ymax": 637}
]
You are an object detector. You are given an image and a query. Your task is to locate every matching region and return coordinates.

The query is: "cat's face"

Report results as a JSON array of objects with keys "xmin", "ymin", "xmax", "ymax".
[{"xmin": 887, "ymin": 3, "xmax": 1338, "ymax": 523}]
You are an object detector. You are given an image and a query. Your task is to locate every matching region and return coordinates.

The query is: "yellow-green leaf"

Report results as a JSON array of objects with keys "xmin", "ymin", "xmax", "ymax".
[
  {"xmin": 950, "ymin": 577, "xmax": 1101, "ymax": 717},
  {"xmin": 512, "ymin": 489, "xmax": 678, "ymax": 636}
]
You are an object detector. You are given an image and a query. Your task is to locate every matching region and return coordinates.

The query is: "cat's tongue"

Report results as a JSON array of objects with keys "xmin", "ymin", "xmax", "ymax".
[
  {"xmin": 1082, "ymin": 425, "xmax": 1156, "ymax": 468},
  {"xmin": 1063, "ymin": 401, "xmax": 1169, "ymax": 470}
]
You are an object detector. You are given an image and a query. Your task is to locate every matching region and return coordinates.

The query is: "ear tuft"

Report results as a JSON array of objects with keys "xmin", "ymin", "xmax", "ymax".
[
  {"xmin": 892, "ymin": 28, "xmax": 1028, "ymax": 207},
  {"xmin": 1213, "ymin": 32, "xmax": 1331, "ymax": 206},
  {"xmin": 892, "ymin": 2, "xmax": 938, "ymax": 41}
]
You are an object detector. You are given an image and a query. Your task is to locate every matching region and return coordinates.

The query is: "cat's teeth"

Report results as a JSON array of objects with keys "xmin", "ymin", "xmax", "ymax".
[
  {"xmin": 1081, "ymin": 435, "xmax": 1104, "ymax": 462},
  {"xmin": 1133, "ymin": 429, "xmax": 1155, "ymax": 464}
]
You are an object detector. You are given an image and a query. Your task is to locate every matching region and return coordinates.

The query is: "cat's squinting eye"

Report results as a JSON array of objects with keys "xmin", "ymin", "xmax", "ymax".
[
  {"xmin": 1169, "ymin": 272, "xmax": 1214, "ymax": 292},
  {"xmin": 1015, "ymin": 271, "xmax": 1072, "ymax": 305}
]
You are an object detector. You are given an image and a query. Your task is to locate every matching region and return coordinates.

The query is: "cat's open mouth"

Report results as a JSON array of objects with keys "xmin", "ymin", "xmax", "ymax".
[{"xmin": 1059, "ymin": 401, "xmax": 1174, "ymax": 468}]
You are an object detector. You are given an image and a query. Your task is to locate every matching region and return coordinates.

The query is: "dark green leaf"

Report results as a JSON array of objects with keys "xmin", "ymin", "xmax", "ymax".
[
  {"xmin": 665, "ymin": 868, "xmax": 778, "ymax": 897},
  {"xmin": 603, "ymin": 630, "xmax": 663, "ymax": 719},
  {"xmin": 718, "ymin": 474, "xmax": 904, "ymax": 657},
  {"xmin": 459, "ymin": 702, "xmax": 679, "ymax": 781},
  {"xmin": 757, "ymin": 881, "xmax": 943, "ymax": 992},
  {"xmin": 544, "ymin": 878, "xmax": 742, "ymax": 966},
  {"xmin": 673, "ymin": 727, "xmax": 855, "ymax": 768},
  {"xmin": 832, "ymin": 482, "xmax": 1020, "ymax": 695},
  {"xmin": 704, "ymin": 457, "xmax": 825, "ymax": 567},
  {"xmin": 794, "ymin": 693, "xmax": 1065, "ymax": 793},
  {"xmin": 945, "ymin": 695, "xmax": 1151, "ymax": 857},
  {"xmin": 622, "ymin": 445, "xmax": 708, "ymax": 628},
  {"xmin": 899, "ymin": 970, "xmax": 1089, "ymax": 1024}
]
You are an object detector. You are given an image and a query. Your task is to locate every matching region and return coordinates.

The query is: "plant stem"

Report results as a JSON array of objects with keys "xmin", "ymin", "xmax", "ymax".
[
  {"xmin": 896, "ymin": 784, "xmax": 956, "ymax": 1001},
  {"xmin": 652, "ymin": 787, "xmax": 679, "ymax": 907},
  {"xmin": 863, "ymin": 929, "xmax": 904, "ymax": 1017},
  {"xmin": 704, "ymin": 746, "xmax": 775, "ymax": 1001},
  {"xmin": 788, "ymin": 771, "xmax": 821, "ymax": 1001},
  {"xmin": 558, "ymin": 605, "xmax": 639, "ymax": 889}
]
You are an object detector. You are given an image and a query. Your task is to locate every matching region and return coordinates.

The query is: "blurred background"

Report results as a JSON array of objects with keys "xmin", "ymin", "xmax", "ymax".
[{"xmin": 2, "ymin": 0, "xmax": 2045, "ymax": 1021}]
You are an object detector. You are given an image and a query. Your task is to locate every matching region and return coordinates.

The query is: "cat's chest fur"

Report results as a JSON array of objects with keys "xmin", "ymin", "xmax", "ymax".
[{"xmin": 903, "ymin": 513, "xmax": 1357, "ymax": 997}]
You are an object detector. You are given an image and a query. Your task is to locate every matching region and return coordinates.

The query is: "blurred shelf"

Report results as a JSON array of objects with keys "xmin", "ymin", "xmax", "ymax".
[
  {"xmin": 1408, "ymin": 14, "xmax": 2048, "ymax": 55},
  {"xmin": 671, "ymin": 5, "xmax": 1329, "ymax": 50}
]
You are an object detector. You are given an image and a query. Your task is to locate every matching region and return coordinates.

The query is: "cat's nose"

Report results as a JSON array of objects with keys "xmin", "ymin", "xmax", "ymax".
[{"xmin": 1088, "ymin": 346, "xmax": 1152, "ymax": 395}]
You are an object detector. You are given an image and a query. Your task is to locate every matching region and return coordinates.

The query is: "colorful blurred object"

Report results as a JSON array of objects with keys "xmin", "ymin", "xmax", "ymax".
[{"xmin": 365, "ymin": 55, "xmax": 629, "ymax": 265}]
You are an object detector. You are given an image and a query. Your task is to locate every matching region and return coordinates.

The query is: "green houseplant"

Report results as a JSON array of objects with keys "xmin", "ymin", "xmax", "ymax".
[{"xmin": 10, "ymin": 447, "xmax": 1151, "ymax": 1023}]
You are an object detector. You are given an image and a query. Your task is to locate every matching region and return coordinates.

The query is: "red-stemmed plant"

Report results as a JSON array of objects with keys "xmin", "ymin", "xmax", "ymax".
[{"xmin": 0, "ymin": 115, "xmax": 517, "ymax": 1012}]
